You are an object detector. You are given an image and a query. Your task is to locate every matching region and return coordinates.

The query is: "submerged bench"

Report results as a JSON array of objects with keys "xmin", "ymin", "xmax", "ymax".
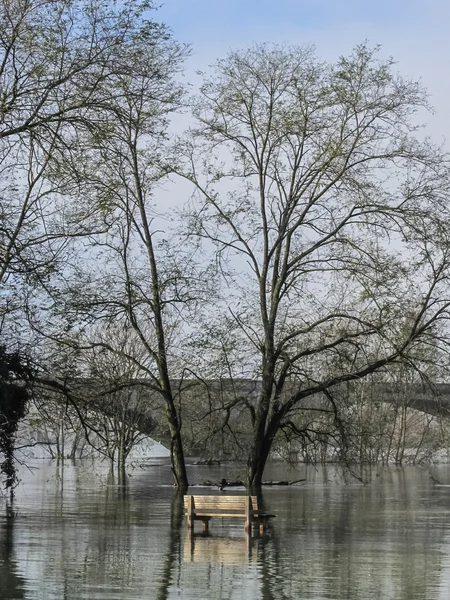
[{"xmin": 184, "ymin": 494, "xmax": 275, "ymax": 534}]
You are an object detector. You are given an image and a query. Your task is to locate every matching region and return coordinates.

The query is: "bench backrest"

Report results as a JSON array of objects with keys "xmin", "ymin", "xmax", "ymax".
[{"xmin": 184, "ymin": 495, "xmax": 258, "ymax": 513}]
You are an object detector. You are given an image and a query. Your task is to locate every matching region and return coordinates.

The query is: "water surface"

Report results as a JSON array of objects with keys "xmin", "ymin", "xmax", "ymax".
[{"xmin": 1, "ymin": 460, "xmax": 450, "ymax": 599}]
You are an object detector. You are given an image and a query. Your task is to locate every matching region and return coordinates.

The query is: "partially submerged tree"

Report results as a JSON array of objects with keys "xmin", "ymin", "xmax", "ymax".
[
  {"xmin": 177, "ymin": 44, "xmax": 450, "ymax": 486},
  {"xmin": 1, "ymin": 0, "xmax": 194, "ymax": 487},
  {"xmin": 0, "ymin": 347, "xmax": 31, "ymax": 493},
  {"xmin": 37, "ymin": 13, "xmax": 196, "ymax": 487},
  {"xmin": 31, "ymin": 334, "xmax": 160, "ymax": 468},
  {"xmin": 74, "ymin": 335, "xmax": 159, "ymax": 473}
]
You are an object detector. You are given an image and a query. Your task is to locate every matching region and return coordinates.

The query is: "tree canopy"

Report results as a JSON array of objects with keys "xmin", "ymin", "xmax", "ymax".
[
  {"xmin": 2, "ymin": 27, "xmax": 450, "ymax": 488},
  {"xmin": 175, "ymin": 44, "xmax": 450, "ymax": 485}
]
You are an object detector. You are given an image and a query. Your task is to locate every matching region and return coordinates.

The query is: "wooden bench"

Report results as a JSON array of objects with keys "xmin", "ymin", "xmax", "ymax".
[{"xmin": 184, "ymin": 494, "xmax": 275, "ymax": 534}]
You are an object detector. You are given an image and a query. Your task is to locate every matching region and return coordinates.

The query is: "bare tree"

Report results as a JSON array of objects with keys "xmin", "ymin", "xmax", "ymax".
[
  {"xmin": 31, "ymin": 332, "xmax": 161, "ymax": 470},
  {"xmin": 37, "ymin": 19, "xmax": 199, "ymax": 488},
  {"xmin": 0, "ymin": 0, "xmax": 194, "ymax": 485},
  {"xmin": 176, "ymin": 44, "xmax": 450, "ymax": 487},
  {"xmin": 79, "ymin": 332, "xmax": 160, "ymax": 474},
  {"xmin": 0, "ymin": 0, "xmax": 172, "ymax": 291}
]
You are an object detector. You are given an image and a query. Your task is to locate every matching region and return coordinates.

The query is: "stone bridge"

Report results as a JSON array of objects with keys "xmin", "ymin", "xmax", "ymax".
[
  {"xmin": 53, "ymin": 378, "xmax": 450, "ymax": 449},
  {"xmin": 105, "ymin": 380, "xmax": 450, "ymax": 440},
  {"xmin": 362, "ymin": 382, "xmax": 450, "ymax": 419}
]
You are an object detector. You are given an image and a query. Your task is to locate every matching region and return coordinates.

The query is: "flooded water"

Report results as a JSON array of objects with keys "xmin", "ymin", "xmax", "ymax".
[{"xmin": 1, "ymin": 459, "xmax": 450, "ymax": 599}]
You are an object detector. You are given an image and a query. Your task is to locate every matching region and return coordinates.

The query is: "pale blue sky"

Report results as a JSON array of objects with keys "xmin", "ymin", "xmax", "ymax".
[
  {"xmin": 157, "ymin": 0, "xmax": 450, "ymax": 140},
  {"xmin": 159, "ymin": 0, "xmax": 430, "ymax": 43}
]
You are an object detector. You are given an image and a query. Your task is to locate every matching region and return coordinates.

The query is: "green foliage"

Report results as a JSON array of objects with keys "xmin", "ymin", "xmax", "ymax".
[{"xmin": 178, "ymin": 42, "xmax": 450, "ymax": 485}]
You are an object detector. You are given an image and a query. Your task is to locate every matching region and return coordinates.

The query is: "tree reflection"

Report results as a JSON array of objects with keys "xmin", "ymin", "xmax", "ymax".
[
  {"xmin": 0, "ymin": 504, "xmax": 26, "ymax": 599},
  {"xmin": 253, "ymin": 491, "xmax": 290, "ymax": 600},
  {"xmin": 155, "ymin": 490, "xmax": 184, "ymax": 600},
  {"xmin": 6, "ymin": 463, "xmax": 449, "ymax": 599}
]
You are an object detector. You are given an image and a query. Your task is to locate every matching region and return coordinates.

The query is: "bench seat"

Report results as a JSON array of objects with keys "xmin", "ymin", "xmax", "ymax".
[{"xmin": 184, "ymin": 494, "xmax": 275, "ymax": 534}]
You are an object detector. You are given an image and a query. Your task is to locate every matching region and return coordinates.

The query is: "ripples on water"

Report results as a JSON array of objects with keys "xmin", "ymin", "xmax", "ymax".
[{"xmin": 1, "ymin": 460, "xmax": 450, "ymax": 599}]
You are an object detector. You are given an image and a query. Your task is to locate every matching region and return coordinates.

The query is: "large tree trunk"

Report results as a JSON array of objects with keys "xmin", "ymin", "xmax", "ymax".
[
  {"xmin": 246, "ymin": 409, "xmax": 279, "ymax": 489},
  {"xmin": 136, "ymin": 190, "xmax": 189, "ymax": 491},
  {"xmin": 169, "ymin": 431, "xmax": 188, "ymax": 491},
  {"xmin": 165, "ymin": 397, "xmax": 188, "ymax": 490},
  {"xmin": 246, "ymin": 445, "xmax": 268, "ymax": 489}
]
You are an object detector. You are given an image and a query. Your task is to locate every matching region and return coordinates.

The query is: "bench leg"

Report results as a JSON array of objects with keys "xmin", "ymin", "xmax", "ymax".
[
  {"xmin": 201, "ymin": 519, "xmax": 209, "ymax": 533},
  {"xmin": 255, "ymin": 518, "xmax": 268, "ymax": 535},
  {"xmin": 187, "ymin": 495, "xmax": 194, "ymax": 530},
  {"xmin": 246, "ymin": 529, "xmax": 252, "ymax": 557},
  {"xmin": 188, "ymin": 528, "xmax": 195, "ymax": 559}
]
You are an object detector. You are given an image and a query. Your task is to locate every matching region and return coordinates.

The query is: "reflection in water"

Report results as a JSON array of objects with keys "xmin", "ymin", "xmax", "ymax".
[
  {"xmin": 185, "ymin": 529, "xmax": 255, "ymax": 564},
  {"xmin": 155, "ymin": 491, "xmax": 184, "ymax": 600},
  {"xmin": 1, "ymin": 461, "xmax": 450, "ymax": 599},
  {"xmin": 258, "ymin": 525, "xmax": 291, "ymax": 600},
  {"xmin": 0, "ymin": 505, "xmax": 26, "ymax": 600}
]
